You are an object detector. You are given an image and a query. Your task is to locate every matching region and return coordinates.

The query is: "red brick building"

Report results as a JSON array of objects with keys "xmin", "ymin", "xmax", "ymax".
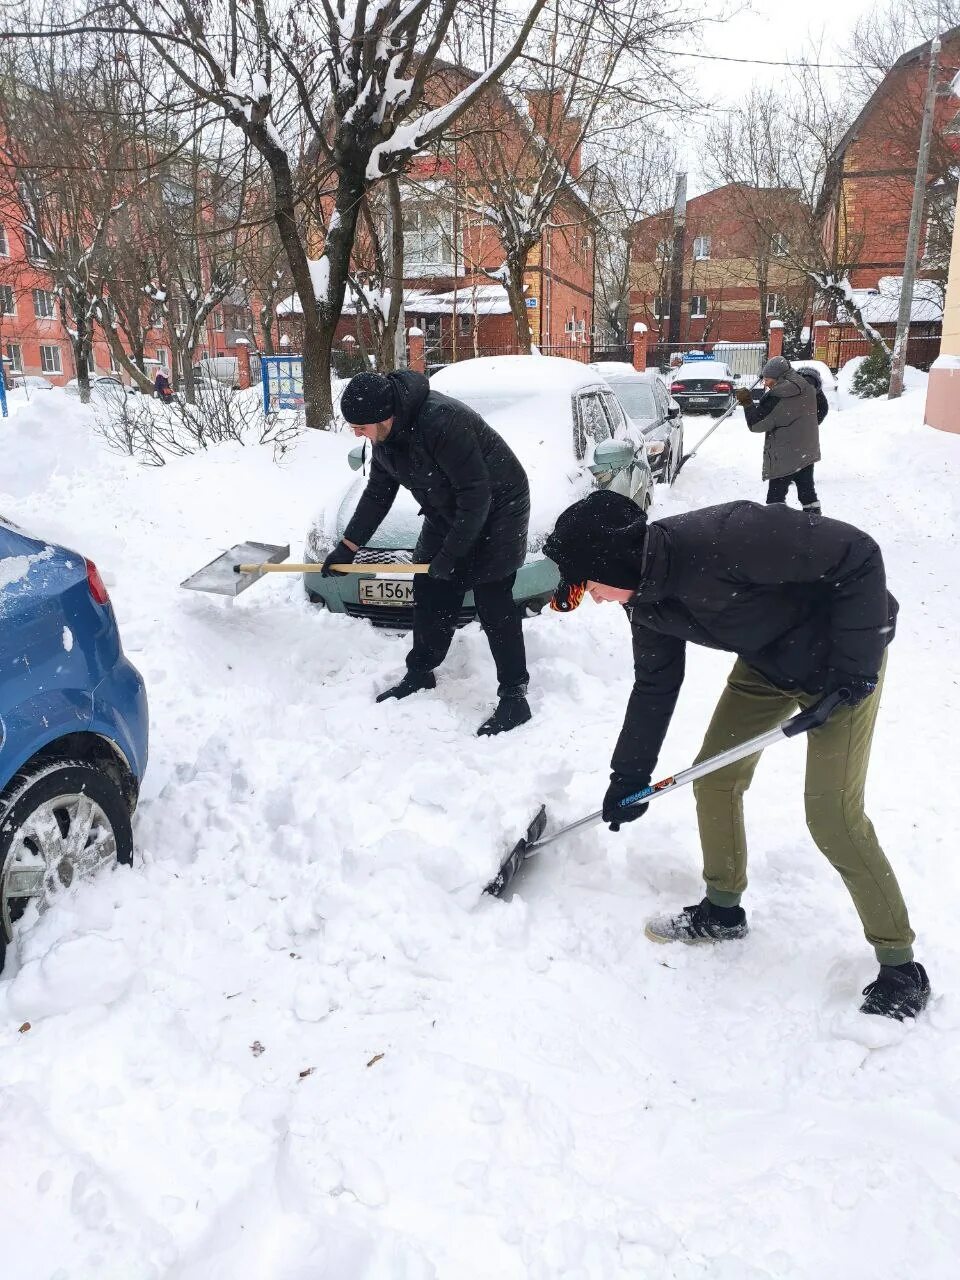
[
  {"xmin": 627, "ymin": 184, "xmax": 812, "ymax": 347},
  {"xmin": 280, "ymin": 71, "xmax": 596, "ymax": 367},
  {"xmin": 816, "ymin": 27, "xmax": 960, "ymax": 296}
]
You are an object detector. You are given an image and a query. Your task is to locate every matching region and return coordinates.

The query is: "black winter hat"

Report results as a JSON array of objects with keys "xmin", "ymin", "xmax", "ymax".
[
  {"xmin": 340, "ymin": 371, "xmax": 396, "ymax": 425},
  {"xmin": 543, "ymin": 490, "xmax": 648, "ymax": 606}
]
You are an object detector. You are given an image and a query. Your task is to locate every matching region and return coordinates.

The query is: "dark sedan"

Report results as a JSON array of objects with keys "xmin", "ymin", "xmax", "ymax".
[
  {"xmin": 602, "ymin": 370, "xmax": 685, "ymax": 483},
  {"xmin": 668, "ymin": 360, "xmax": 738, "ymax": 416}
]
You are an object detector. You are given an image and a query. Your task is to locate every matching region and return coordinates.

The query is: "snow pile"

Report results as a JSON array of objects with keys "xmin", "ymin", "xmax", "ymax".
[{"xmin": 1, "ymin": 385, "xmax": 960, "ymax": 1277}]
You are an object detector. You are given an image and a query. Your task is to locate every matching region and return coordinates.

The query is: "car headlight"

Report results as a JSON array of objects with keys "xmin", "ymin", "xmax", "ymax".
[{"xmin": 645, "ymin": 441, "xmax": 666, "ymax": 456}]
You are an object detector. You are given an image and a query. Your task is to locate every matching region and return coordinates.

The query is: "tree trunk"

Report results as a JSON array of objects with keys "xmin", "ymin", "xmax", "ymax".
[
  {"xmin": 301, "ymin": 320, "xmax": 332, "ymax": 427},
  {"xmin": 260, "ymin": 305, "xmax": 275, "ymax": 356},
  {"xmin": 505, "ymin": 253, "xmax": 532, "ymax": 354},
  {"xmin": 181, "ymin": 346, "xmax": 197, "ymax": 404}
]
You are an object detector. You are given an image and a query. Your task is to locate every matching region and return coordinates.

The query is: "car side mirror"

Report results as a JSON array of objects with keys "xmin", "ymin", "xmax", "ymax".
[
  {"xmin": 667, "ymin": 403, "xmax": 680, "ymax": 419},
  {"xmin": 590, "ymin": 438, "xmax": 635, "ymax": 475},
  {"xmin": 347, "ymin": 443, "xmax": 366, "ymax": 472}
]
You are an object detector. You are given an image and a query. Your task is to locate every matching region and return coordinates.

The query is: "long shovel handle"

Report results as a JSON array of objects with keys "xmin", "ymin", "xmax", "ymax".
[
  {"xmin": 235, "ymin": 562, "xmax": 431, "ymax": 574},
  {"xmin": 674, "ymin": 375, "xmax": 762, "ymax": 476},
  {"xmin": 525, "ymin": 688, "xmax": 850, "ymax": 855}
]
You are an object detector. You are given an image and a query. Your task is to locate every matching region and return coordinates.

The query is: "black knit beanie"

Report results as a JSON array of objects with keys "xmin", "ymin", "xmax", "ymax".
[
  {"xmin": 340, "ymin": 371, "xmax": 396, "ymax": 425},
  {"xmin": 543, "ymin": 490, "xmax": 648, "ymax": 605}
]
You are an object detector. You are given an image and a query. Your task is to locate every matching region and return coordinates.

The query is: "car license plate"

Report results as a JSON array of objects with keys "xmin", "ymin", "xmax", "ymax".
[
  {"xmin": 359, "ymin": 578, "xmax": 414, "ymax": 606},
  {"xmin": 688, "ymin": 396, "xmax": 710, "ymax": 403}
]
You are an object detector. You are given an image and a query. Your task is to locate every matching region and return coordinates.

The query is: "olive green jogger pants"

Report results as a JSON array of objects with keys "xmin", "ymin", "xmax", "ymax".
[{"xmin": 692, "ymin": 655, "xmax": 915, "ymax": 965}]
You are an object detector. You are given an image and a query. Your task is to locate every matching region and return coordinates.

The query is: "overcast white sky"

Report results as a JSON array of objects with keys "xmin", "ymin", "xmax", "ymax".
[{"xmin": 674, "ymin": 0, "xmax": 878, "ymax": 192}]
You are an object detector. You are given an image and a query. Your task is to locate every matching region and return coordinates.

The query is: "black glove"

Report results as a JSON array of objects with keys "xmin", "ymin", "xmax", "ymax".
[
  {"xmin": 602, "ymin": 773, "xmax": 650, "ymax": 832},
  {"xmin": 428, "ymin": 548, "xmax": 456, "ymax": 580},
  {"xmin": 320, "ymin": 540, "xmax": 357, "ymax": 578},
  {"xmin": 734, "ymin": 387, "xmax": 753, "ymax": 407},
  {"xmin": 824, "ymin": 672, "xmax": 878, "ymax": 708}
]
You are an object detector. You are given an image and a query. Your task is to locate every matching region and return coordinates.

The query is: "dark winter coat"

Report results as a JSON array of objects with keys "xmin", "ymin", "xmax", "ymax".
[
  {"xmin": 343, "ymin": 370, "xmax": 530, "ymax": 584},
  {"xmin": 744, "ymin": 369, "xmax": 820, "ymax": 480},
  {"xmin": 797, "ymin": 368, "xmax": 830, "ymax": 425},
  {"xmin": 154, "ymin": 373, "xmax": 173, "ymax": 402},
  {"xmin": 609, "ymin": 501, "xmax": 898, "ymax": 781}
]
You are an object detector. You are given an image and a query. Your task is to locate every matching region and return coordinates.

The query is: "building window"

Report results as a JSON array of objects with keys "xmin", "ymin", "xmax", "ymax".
[
  {"xmin": 33, "ymin": 288, "xmax": 56, "ymax": 319},
  {"xmin": 923, "ymin": 190, "xmax": 955, "ymax": 261},
  {"xmin": 0, "ymin": 284, "xmax": 15, "ymax": 316},
  {"xmin": 693, "ymin": 235, "xmax": 711, "ymax": 261},
  {"xmin": 40, "ymin": 344, "xmax": 62, "ymax": 374},
  {"xmin": 154, "ymin": 348, "xmax": 167, "ymax": 368},
  {"xmin": 655, "ymin": 238, "xmax": 670, "ymax": 261},
  {"xmin": 5, "ymin": 341, "xmax": 23, "ymax": 372},
  {"xmin": 402, "ymin": 202, "xmax": 454, "ymax": 277},
  {"xmin": 214, "ymin": 309, "xmax": 224, "ymax": 331},
  {"xmin": 457, "ymin": 312, "xmax": 472, "ymax": 336},
  {"xmin": 771, "ymin": 232, "xmax": 788, "ymax": 257},
  {"xmin": 766, "ymin": 293, "xmax": 784, "ymax": 317},
  {"xmin": 0, "ymin": 225, "xmax": 8, "ymax": 256},
  {"xmin": 652, "ymin": 295, "xmax": 666, "ymax": 319},
  {"xmin": 149, "ymin": 304, "xmax": 164, "ymax": 329},
  {"xmin": 689, "ymin": 294, "xmax": 708, "ymax": 318},
  {"xmin": 24, "ymin": 229, "xmax": 48, "ymax": 262}
]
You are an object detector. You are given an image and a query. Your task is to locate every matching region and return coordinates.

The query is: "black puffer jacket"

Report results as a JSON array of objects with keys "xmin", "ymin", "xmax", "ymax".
[
  {"xmin": 610, "ymin": 501, "xmax": 898, "ymax": 781},
  {"xmin": 343, "ymin": 370, "xmax": 530, "ymax": 584}
]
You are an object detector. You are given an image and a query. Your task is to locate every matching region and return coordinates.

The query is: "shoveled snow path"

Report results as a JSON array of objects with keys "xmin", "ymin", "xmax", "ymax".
[{"xmin": 1, "ymin": 384, "xmax": 959, "ymax": 1278}]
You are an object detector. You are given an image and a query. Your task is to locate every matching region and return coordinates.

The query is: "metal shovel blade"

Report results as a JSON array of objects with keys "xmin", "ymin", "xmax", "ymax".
[
  {"xmin": 485, "ymin": 804, "xmax": 547, "ymax": 898},
  {"xmin": 180, "ymin": 542, "xmax": 290, "ymax": 595}
]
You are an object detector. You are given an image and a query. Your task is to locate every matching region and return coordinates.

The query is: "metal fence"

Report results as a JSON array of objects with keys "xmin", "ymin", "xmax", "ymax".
[
  {"xmin": 823, "ymin": 323, "xmax": 942, "ymax": 372},
  {"xmin": 647, "ymin": 340, "xmax": 768, "ymax": 379},
  {"xmin": 262, "ymin": 354, "xmax": 304, "ymax": 412},
  {"xmin": 423, "ymin": 340, "xmax": 596, "ymax": 371}
]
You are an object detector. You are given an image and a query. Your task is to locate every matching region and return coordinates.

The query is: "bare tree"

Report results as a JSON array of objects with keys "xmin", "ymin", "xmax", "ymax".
[
  {"xmin": 847, "ymin": 0, "xmax": 960, "ymax": 94},
  {"xmin": 73, "ymin": 0, "xmax": 554, "ymax": 427}
]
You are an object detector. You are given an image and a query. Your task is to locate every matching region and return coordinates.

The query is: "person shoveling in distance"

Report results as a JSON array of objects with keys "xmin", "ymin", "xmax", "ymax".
[
  {"xmin": 735, "ymin": 356, "xmax": 827, "ymax": 512},
  {"xmin": 329, "ymin": 370, "xmax": 533, "ymax": 736},
  {"xmin": 541, "ymin": 489, "xmax": 930, "ymax": 1021}
]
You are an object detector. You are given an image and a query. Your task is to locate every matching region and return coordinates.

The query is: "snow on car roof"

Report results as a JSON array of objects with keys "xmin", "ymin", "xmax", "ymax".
[
  {"xmin": 671, "ymin": 361, "xmax": 731, "ymax": 379},
  {"xmin": 432, "ymin": 353, "xmax": 606, "ymax": 399}
]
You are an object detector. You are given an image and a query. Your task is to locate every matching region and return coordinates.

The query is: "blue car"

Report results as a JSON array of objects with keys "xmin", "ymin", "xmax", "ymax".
[{"xmin": 0, "ymin": 517, "xmax": 148, "ymax": 972}]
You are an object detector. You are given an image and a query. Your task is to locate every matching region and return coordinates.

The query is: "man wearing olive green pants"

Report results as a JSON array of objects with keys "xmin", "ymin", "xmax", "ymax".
[{"xmin": 692, "ymin": 653, "xmax": 914, "ymax": 965}]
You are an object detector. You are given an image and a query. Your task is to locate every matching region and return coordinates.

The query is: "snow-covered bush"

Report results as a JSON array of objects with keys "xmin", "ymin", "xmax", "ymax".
[
  {"xmin": 94, "ymin": 385, "xmax": 300, "ymax": 465},
  {"xmin": 849, "ymin": 345, "xmax": 891, "ymax": 398}
]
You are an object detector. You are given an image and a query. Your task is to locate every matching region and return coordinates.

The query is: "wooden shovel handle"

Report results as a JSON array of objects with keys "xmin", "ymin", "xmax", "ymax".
[{"xmin": 236, "ymin": 562, "xmax": 430, "ymax": 575}]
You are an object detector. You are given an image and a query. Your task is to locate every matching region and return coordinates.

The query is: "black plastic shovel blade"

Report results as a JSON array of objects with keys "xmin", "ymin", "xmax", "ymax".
[{"xmin": 485, "ymin": 804, "xmax": 547, "ymax": 898}]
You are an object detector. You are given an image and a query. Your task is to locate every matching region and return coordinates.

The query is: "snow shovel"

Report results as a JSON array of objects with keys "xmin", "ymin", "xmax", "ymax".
[
  {"xmin": 673, "ymin": 376, "xmax": 761, "ymax": 479},
  {"xmin": 485, "ymin": 687, "xmax": 850, "ymax": 898},
  {"xmin": 180, "ymin": 542, "xmax": 429, "ymax": 596}
]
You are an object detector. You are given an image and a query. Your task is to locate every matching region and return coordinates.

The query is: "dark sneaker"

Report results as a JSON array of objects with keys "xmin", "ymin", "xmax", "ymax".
[
  {"xmin": 477, "ymin": 695, "xmax": 532, "ymax": 737},
  {"xmin": 860, "ymin": 962, "xmax": 930, "ymax": 1021},
  {"xmin": 375, "ymin": 671, "xmax": 436, "ymax": 703},
  {"xmin": 645, "ymin": 897, "xmax": 748, "ymax": 945}
]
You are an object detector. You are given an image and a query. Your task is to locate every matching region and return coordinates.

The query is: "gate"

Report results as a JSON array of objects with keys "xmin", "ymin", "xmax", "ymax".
[
  {"xmin": 262, "ymin": 354, "xmax": 304, "ymax": 412},
  {"xmin": 647, "ymin": 340, "xmax": 767, "ymax": 378}
]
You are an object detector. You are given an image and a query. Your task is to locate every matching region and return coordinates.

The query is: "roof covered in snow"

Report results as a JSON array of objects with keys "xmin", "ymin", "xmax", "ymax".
[
  {"xmin": 277, "ymin": 283, "xmax": 514, "ymax": 319},
  {"xmin": 843, "ymin": 276, "xmax": 944, "ymax": 325}
]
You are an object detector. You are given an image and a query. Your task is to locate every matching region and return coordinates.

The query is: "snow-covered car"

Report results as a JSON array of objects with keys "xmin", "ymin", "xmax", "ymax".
[
  {"xmin": 668, "ymin": 359, "xmax": 739, "ymax": 416},
  {"xmin": 303, "ymin": 355, "xmax": 654, "ymax": 626},
  {"xmin": 65, "ymin": 375, "xmax": 134, "ymax": 402},
  {"xmin": 7, "ymin": 375, "xmax": 54, "ymax": 391},
  {"xmin": 602, "ymin": 369, "xmax": 684, "ymax": 483}
]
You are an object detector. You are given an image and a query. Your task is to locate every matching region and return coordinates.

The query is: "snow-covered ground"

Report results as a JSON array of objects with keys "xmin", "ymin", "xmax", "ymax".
[{"xmin": 1, "ymin": 380, "xmax": 959, "ymax": 1279}]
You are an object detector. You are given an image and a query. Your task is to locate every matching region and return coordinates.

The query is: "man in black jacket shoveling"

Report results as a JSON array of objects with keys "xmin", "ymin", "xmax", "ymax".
[
  {"xmin": 543, "ymin": 490, "xmax": 930, "ymax": 1021},
  {"xmin": 326, "ymin": 370, "xmax": 532, "ymax": 736}
]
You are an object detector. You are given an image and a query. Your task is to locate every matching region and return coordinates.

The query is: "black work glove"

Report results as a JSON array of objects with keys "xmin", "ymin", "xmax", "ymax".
[
  {"xmin": 823, "ymin": 672, "xmax": 878, "ymax": 708},
  {"xmin": 734, "ymin": 387, "xmax": 753, "ymax": 407},
  {"xmin": 428, "ymin": 548, "xmax": 456, "ymax": 580},
  {"xmin": 603, "ymin": 773, "xmax": 650, "ymax": 832},
  {"xmin": 320, "ymin": 540, "xmax": 357, "ymax": 578}
]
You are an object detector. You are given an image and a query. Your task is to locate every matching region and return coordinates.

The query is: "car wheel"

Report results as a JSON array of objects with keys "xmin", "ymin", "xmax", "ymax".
[{"xmin": 0, "ymin": 760, "xmax": 133, "ymax": 969}]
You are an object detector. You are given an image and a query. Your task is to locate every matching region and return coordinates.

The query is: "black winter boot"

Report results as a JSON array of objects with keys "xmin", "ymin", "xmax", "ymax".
[
  {"xmin": 477, "ymin": 694, "xmax": 532, "ymax": 737},
  {"xmin": 860, "ymin": 962, "xmax": 930, "ymax": 1021},
  {"xmin": 375, "ymin": 671, "xmax": 437, "ymax": 702},
  {"xmin": 644, "ymin": 897, "xmax": 748, "ymax": 944}
]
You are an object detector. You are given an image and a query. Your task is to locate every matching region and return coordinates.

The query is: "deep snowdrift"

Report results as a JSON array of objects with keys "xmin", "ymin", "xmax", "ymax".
[{"xmin": 1, "ymin": 381, "xmax": 959, "ymax": 1279}]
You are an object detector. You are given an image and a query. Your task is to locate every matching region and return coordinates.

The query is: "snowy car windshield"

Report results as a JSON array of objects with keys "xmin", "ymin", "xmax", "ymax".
[{"xmin": 608, "ymin": 382, "xmax": 657, "ymax": 420}]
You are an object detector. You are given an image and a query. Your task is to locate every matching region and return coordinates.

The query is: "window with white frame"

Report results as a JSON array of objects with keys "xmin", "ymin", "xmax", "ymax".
[
  {"xmin": 33, "ymin": 288, "xmax": 55, "ymax": 319},
  {"xmin": 923, "ymin": 189, "xmax": 955, "ymax": 261},
  {"xmin": 565, "ymin": 312, "xmax": 576, "ymax": 336},
  {"xmin": 766, "ymin": 293, "xmax": 785, "ymax": 317},
  {"xmin": 771, "ymin": 232, "xmax": 788, "ymax": 257},
  {"xmin": 693, "ymin": 235, "xmax": 711, "ymax": 260},
  {"xmin": 652, "ymin": 295, "xmax": 666, "ymax": 319},
  {"xmin": 24, "ymin": 229, "xmax": 48, "ymax": 262},
  {"xmin": 402, "ymin": 202, "xmax": 454, "ymax": 277},
  {"xmin": 457, "ymin": 312, "xmax": 471, "ymax": 335},
  {"xmin": 0, "ymin": 226, "xmax": 8, "ymax": 256},
  {"xmin": 655, "ymin": 238, "xmax": 670, "ymax": 261},
  {"xmin": 40, "ymin": 344, "xmax": 62, "ymax": 374},
  {"xmin": 0, "ymin": 284, "xmax": 15, "ymax": 315},
  {"xmin": 154, "ymin": 348, "xmax": 167, "ymax": 368},
  {"xmin": 5, "ymin": 342, "xmax": 23, "ymax": 372},
  {"xmin": 689, "ymin": 294, "xmax": 708, "ymax": 318}
]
